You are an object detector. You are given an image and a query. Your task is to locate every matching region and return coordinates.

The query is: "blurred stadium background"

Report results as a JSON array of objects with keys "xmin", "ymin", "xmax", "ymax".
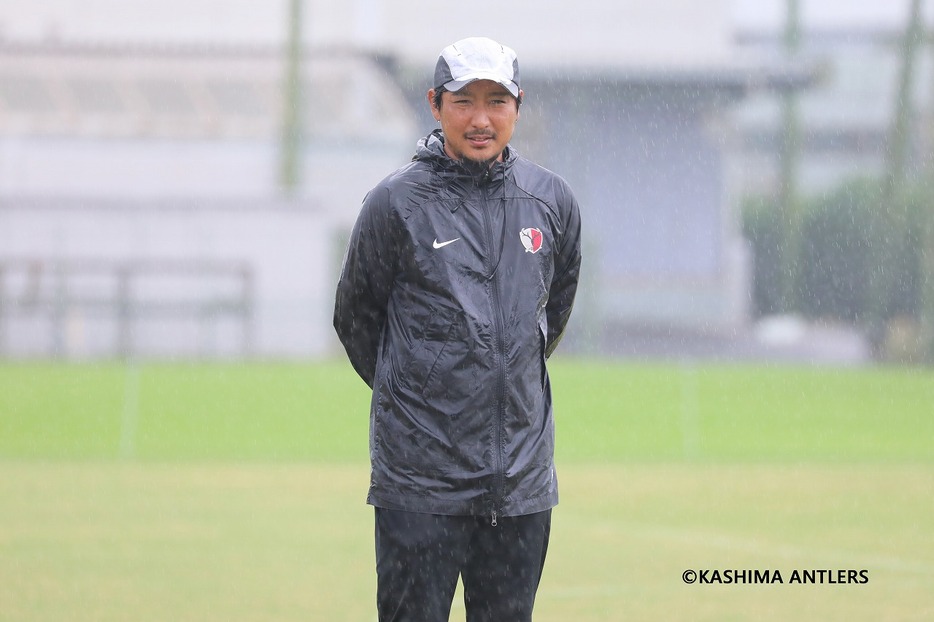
[
  {"xmin": 1, "ymin": 2, "xmax": 934, "ymax": 621},
  {"xmin": 1, "ymin": 0, "xmax": 933, "ymax": 363}
]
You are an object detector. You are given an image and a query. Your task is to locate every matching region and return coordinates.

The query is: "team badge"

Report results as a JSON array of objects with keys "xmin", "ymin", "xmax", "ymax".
[{"xmin": 519, "ymin": 227, "xmax": 543, "ymax": 254}]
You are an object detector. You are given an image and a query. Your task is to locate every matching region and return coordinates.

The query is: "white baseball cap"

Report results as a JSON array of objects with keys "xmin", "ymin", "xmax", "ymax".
[{"xmin": 433, "ymin": 37, "xmax": 521, "ymax": 99}]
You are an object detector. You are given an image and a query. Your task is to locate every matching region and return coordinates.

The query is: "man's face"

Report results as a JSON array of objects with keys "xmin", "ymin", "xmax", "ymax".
[{"xmin": 428, "ymin": 80, "xmax": 522, "ymax": 166}]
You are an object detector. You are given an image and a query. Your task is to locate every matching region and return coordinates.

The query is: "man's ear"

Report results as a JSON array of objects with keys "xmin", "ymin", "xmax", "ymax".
[{"xmin": 427, "ymin": 89, "xmax": 442, "ymax": 121}]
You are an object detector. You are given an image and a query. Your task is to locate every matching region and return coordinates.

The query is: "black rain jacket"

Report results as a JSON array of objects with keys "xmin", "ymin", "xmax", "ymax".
[{"xmin": 334, "ymin": 130, "xmax": 582, "ymax": 520}]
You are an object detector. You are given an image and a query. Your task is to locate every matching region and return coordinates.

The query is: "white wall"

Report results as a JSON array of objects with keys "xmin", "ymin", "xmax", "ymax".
[
  {"xmin": 0, "ymin": 0, "xmax": 736, "ymax": 67},
  {"xmin": 0, "ymin": 200, "xmax": 336, "ymax": 359},
  {"xmin": 345, "ymin": 0, "xmax": 736, "ymax": 68}
]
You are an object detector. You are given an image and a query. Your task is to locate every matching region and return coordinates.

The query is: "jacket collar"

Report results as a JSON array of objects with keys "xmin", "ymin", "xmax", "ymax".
[{"xmin": 413, "ymin": 129, "xmax": 516, "ymax": 184}]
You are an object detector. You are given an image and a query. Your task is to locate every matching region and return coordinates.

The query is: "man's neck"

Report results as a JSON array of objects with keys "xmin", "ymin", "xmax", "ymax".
[{"xmin": 456, "ymin": 155, "xmax": 500, "ymax": 176}]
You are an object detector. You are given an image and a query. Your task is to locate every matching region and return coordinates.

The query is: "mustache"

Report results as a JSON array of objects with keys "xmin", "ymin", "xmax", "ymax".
[{"xmin": 465, "ymin": 130, "xmax": 495, "ymax": 139}]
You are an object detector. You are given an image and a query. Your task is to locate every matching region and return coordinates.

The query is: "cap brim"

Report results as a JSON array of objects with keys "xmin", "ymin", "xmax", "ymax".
[{"xmin": 443, "ymin": 72, "xmax": 520, "ymax": 99}]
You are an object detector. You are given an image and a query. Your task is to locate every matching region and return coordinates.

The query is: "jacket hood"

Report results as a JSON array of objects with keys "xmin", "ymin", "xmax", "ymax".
[{"xmin": 413, "ymin": 129, "xmax": 517, "ymax": 181}]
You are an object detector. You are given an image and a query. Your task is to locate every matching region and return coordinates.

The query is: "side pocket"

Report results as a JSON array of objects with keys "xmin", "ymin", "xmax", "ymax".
[
  {"xmin": 420, "ymin": 318, "xmax": 458, "ymax": 397},
  {"xmin": 537, "ymin": 319, "xmax": 548, "ymax": 393}
]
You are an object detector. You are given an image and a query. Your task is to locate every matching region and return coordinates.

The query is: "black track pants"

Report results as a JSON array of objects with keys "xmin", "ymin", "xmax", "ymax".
[{"xmin": 374, "ymin": 507, "xmax": 552, "ymax": 622}]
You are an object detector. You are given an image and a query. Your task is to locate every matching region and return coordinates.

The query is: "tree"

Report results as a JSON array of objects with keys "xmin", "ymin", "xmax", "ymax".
[
  {"xmin": 875, "ymin": 0, "xmax": 925, "ymax": 329},
  {"xmin": 280, "ymin": 0, "xmax": 304, "ymax": 195},
  {"xmin": 778, "ymin": 0, "xmax": 802, "ymax": 312}
]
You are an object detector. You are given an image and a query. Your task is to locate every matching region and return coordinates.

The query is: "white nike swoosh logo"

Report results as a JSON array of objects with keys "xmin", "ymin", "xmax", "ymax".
[{"xmin": 432, "ymin": 237, "xmax": 461, "ymax": 249}]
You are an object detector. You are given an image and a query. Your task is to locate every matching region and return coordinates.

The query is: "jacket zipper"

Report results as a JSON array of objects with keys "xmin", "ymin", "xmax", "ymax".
[{"xmin": 480, "ymin": 179, "xmax": 507, "ymax": 527}]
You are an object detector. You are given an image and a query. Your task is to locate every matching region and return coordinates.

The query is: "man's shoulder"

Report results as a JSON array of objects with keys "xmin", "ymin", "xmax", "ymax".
[
  {"xmin": 361, "ymin": 159, "xmax": 438, "ymax": 221},
  {"xmin": 511, "ymin": 154, "xmax": 561, "ymax": 180},
  {"xmin": 510, "ymin": 154, "xmax": 576, "ymax": 205},
  {"xmin": 371, "ymin": 159, "xmax": 433, "ymax": 193}
]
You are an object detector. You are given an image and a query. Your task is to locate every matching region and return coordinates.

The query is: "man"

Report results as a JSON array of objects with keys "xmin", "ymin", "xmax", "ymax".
[{"xmin": 334, "ymin": 36, "xmax": 582, "ymax": 621}]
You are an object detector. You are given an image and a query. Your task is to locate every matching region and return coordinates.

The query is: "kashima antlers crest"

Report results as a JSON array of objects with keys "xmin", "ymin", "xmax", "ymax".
[{"xmin": 519, "ymin": 227, "xmax": 543, "ymax": 254}]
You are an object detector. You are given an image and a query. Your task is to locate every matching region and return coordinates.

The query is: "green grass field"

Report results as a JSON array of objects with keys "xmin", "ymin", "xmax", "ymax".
[{"xmin": 1, "ymin": 359, "xmax": 933, "ymax": 621}]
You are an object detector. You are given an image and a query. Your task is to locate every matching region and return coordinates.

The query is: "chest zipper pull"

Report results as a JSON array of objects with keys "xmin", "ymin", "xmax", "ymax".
[{"xmin": 491, "ymin": 510, "xmax": 498, "ymax": 527}]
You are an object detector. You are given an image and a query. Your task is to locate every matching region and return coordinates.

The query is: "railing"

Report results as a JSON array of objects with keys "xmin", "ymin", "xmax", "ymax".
[{"xmin": 0, "ymin": 258, "xmax": 254, "ymax": 358}]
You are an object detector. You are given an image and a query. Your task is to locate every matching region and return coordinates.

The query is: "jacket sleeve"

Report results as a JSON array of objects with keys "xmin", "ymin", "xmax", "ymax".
[
  {"xmin": 545, "ymin": 179, "xmax": 582, "ymax": 358},
  {"xmin": 333, "ymin": 186, "xmax": 400, "ymax": 387}
]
